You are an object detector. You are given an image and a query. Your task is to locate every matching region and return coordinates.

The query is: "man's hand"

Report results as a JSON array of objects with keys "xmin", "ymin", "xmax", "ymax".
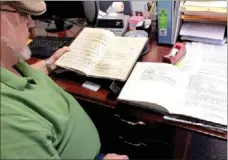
[
  {"xmin": 49, "ymin": 46, "xmax": 70, "ymax": 71},
  {"xmin": 30, "ymin": 46, "xmax": 70, "ymax": 74},
  {"xmin": 103, "ymin": 153, "xmax": 129, "ymax": 160}
]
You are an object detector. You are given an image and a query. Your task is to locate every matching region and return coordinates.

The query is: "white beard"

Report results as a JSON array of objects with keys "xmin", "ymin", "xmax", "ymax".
[
  {"xmin": 18, "ymin": 46, "xmax": 32, "ymax": 60},
  {"xmin": 1, "ymin": 36, "xmax": 32, "ymax": 61}
]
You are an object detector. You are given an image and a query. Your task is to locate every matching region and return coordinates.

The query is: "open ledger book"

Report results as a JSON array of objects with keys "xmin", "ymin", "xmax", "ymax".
[
  {"xmin": 55, "ymin": 27, "xmax": 148, "ymax": 81},
  {"xmin": 117, "ymin": 62, "xmax": 227, "ymax": 126}
]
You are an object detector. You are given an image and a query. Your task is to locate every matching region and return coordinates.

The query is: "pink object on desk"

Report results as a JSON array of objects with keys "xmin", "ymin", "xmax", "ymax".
[
  {"xmin": 162, "ymin": 43, "xmax": 186, "ymax": 65},
  {"xmin": 128, "ymin": 16, "xmax": 144, "ymax": 30}
]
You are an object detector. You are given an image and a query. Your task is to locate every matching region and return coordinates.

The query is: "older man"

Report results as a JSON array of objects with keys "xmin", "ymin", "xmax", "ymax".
[{"xmin": 0, "ymin": 1, "xmax": 128, "ymax": 159}]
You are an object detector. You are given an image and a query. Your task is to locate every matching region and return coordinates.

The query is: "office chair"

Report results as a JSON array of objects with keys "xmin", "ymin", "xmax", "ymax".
[{"xmin": 83, "ymin": 1, "xmax": 100, "ymax": 27}]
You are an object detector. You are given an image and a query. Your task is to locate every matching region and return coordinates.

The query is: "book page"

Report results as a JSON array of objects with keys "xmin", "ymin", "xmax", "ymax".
[
  {"xmin": 182, "ymin": 73, "xmax": 227, "ymax": 125},
  {"xmin": 118, "ymin": 62, "xmax": 188, "ymax": 113},
  {"xmin": 180, "ymin": 42, "xmax": 227, "ymax": 73},
  {"xmin": 181, "ymin": 62, "xmax": 227, "ymax": 125},
  {"xmin": 90, "ymin": 37, "xmax": 148, "ymax": 81},
  {"xmin": 180, "ymin": 42, "xmax": 227, "ymax": 125},
  {"xmin": 55, "ymin": 27, "xmax": 115, "ymax": 74}
]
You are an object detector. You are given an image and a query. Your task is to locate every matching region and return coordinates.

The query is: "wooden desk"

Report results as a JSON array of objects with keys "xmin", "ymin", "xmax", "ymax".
[{"xmin": 28, "ymin": 29, "xmax": 227, "ymax": 159}]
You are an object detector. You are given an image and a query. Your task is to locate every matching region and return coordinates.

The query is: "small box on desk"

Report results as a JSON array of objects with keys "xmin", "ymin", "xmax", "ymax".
[{"xmin": 162, "ymin": 42, "xmax": 186, "ymax": 65}]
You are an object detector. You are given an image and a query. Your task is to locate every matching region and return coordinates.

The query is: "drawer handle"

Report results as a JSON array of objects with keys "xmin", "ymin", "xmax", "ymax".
[
  {"xmin": 114, "ymin": 114, "xmax": 145, "ymax": 126},
  {"xmin": 119, "ymin": 136, "xmax": 147, "ymax": 147}
]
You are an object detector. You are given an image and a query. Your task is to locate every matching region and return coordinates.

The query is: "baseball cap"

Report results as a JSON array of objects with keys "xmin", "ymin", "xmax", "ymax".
[{"xmin": 0, "ymin": 0, "xmax": 46, "ymax": 16}]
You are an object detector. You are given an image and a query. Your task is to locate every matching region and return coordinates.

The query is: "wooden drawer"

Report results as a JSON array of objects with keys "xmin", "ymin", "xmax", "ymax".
[
  {"xmin": 115, "ymin": 136, "xmax": 174, "ymax": 159},
  {"xmin": 78, "ymin": 100, "xmax": 175, "ymax": 156},
  {"xmin": 113, "ymin": 113, "xmax": 146, "ymax": 144},
  {"xmin": 113, "ymin": 111, "xmax": 174, "ymax": 145},
  {"xmin": 142, "ymin": 122, "xmax": 175, "ymax": 145}
]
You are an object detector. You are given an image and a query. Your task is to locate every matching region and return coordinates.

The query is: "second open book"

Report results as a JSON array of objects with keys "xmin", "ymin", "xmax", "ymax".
[
  {"xmin": 55, "ymin": 27, "xmax": 148, "ymax": 81},
  {"xmin": 118, "ymin": 62, "xmax": 227, "ymax": 126}
]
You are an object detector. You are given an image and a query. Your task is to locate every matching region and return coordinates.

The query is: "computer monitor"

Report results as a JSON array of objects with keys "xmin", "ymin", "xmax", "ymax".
[{"xmin": 32, "ymin": 1, "xmax": 86, "ymax": 32}]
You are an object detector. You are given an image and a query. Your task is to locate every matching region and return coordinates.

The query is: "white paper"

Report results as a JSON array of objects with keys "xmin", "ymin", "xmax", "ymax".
[
  {"xmin": 56, "ymin": 27, "xmax": 115, "ymax": 74},
  {"xmin": 82, "ymin": 81, "xmax": 100, "ymax": 91},
  {"xmin": 182, "ymin": 73, "xmax": 227, "ymax": 125},
  {"xmin": 180, "ymin": 42, "xmax": 227, "ymax": 125},
  {"xmin": 118, "ymin": 62, "xmax": 188, "ymax": 114},
  {"xmin": 98, "ymin": 10, "xmax": 107, "ymax": 18},
  {"xmin": 179, "ymin": 42, "xmax": 202, "ymax": 73},
  {"xmin": 180, "ymin": 22, "xmax": 226, "ymax": 40},
  {"xmin": 180, "ymin": 42, "xmax": 227, "ymax": 73},
  {"xmin": 108, "ymin": 13, "xmax": 118, "ymax": 17},
  {"xmin": 199, "ymin": 42, "xmax": 227, "ymax": 64},
  {"xmin": 181, "ymin": 36, "xmax": 227, "ymax": 45}
]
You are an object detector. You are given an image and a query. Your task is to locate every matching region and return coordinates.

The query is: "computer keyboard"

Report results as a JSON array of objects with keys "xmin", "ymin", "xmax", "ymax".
[{"xmin": 29, "ymin": 36, "xmax": 74, "ymax": 59}]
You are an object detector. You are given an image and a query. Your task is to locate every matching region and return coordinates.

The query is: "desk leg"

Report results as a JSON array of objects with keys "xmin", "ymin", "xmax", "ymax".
[{"xmin": 174, "ymin": 128, "xmax": 192, "ymax": 160}]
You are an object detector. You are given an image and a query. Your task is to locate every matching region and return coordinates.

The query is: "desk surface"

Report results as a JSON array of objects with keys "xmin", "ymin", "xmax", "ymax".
[{"xmin": 27, "ymin": 29, "xmax": 227, "ymax": 140}]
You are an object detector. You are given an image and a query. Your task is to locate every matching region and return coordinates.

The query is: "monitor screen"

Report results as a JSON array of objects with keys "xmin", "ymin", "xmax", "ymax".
[
  {"xmin": 31, "ymin": 1, "xmax": 86, "ymax": 32},
  {"xmin": 32, "ymin": 1, "xmax": 85, "ymax": 20}
]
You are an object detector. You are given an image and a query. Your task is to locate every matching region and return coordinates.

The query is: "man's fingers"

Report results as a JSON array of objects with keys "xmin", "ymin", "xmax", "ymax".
[
  {"xmin": 103, "ymin": 153, "xmax": 129, "ymax": 160},
  {"xmin": 56, "ymin": 46, "xmax": 70, "ymax": 55},
  {"xmin": 61, "ymin": 46, "xmax": 71, "ymax": 52},
  {"xmin": 52, "ymin": 46, "xmax": 70, "ymax": 60},
  {"xmin": 119, "ymin": 155, "xmax": 129, "ymax": 159}
]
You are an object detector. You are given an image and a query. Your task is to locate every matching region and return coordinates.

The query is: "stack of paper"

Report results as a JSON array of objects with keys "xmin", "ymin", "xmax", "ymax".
[
  {"xmin": 179, "ymin": 1, "xmax": 227, "ymax": 44},
  {"xmin": 180, "ymin": 22, "xmax": 226, "ymax": 45},
  {"xmin": 181, "ymin": 1, "xmax": 227, "ymax": 20}
]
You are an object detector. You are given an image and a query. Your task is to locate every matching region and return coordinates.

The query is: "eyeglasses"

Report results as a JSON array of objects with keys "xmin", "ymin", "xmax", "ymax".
[{"xmin": 0, "ymin": 8, "xmax": 30, "ymax": 19}]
